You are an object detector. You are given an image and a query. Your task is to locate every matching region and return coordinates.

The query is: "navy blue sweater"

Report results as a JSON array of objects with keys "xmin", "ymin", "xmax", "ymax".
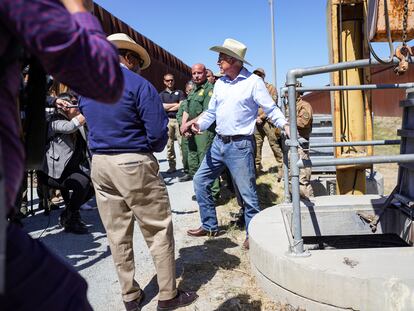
[{"xmin": 79, "ymin": 66, "xmax": 168, "ymax": 154}]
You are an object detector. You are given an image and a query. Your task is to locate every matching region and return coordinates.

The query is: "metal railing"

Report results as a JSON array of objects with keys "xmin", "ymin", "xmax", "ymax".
[{"xmin": 282, "ymin": 57, "xmax": 413, "ymax": 256}]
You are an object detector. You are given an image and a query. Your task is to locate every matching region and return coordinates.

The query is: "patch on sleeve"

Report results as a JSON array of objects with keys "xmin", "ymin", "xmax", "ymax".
[
  {"xmin": 208, "ymin": 90, "xmax": 213, "ymax": 97},
  {"xmin": 302, "ymin": 112, "xmax": 310, "ymax": 120}
]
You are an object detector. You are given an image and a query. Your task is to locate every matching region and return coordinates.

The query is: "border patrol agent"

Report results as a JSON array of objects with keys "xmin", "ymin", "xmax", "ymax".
[
  {"xmin": 181, "ymin": 64, "xmax": 220, "ymax": 200},
  {"xmin": 253, "ymin": 68, "xmax": 283, "ymax": 179},
  {"xmin": 296, "ymin": 96, "xmax": 314, "ymax": 197}
]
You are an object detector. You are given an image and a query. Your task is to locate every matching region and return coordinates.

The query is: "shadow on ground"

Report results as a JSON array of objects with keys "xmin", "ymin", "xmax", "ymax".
[
  {"xmin": 171, "ymin": 209, "xmax": 198, "ymax": 215},
  {"xmin": 214, "ymin": 294, "xmax": 262, "ymax": 311},
  {"xmin": 257, "ymin": 181, "xmax": 279, "ymax": 209},
  {"xmin": 21, "ymin": 207, "xmax": 110, "ymax": 272},
  {"xmin": 141, "ymin": 237, "xmax": 240, "ymax": 306}
]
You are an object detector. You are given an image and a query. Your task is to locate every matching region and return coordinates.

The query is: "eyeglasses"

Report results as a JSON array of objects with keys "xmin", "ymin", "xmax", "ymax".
[
  {"xmin": 217, "ymin": 55, "xmax": 232, "ymax": 63},
  {"xmin": 164, "ymin": 79, "xmax": 174, "ymax": 82}
]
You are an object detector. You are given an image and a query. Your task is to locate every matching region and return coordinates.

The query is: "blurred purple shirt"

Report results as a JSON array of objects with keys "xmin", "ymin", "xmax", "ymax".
[{"xmin": 0, "ymin": 0, "xmax": 124, "ymax": 211}]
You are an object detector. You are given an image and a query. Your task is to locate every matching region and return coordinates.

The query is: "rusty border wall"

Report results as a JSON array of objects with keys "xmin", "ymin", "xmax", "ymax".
[{"xmin": 93, "ymin": 3, "xmax": 191, "ymax": 92}]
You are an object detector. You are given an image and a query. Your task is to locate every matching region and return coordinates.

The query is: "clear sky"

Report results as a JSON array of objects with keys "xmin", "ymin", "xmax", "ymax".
[{"xmin": 93, "ymin": 1, "xmax": 391, "ymax": 89}]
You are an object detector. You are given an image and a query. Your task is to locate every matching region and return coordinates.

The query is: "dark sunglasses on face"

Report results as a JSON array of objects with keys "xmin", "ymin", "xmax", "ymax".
[
  {"xmin": 164, "ymin": 79, "xmax": 174, "ymax": 82},
  {"xmin": 218, "ymin": 55, "xmax": 232, "ymax": 63}
]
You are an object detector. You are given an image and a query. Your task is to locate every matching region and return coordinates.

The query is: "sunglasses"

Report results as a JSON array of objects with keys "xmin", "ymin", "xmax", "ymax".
[
  {"xmin": 217, "ymin": 55, "xmax": 232, "ymax": 63},
  {"xmin": 164, "ymin": 79, "xmax": 174, "ymax": 82}
]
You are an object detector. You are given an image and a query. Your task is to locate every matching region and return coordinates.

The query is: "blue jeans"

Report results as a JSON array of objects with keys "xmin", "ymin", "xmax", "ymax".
[{"xmin": 193, "ymin": 135, "xmax": 260, "ymax": 234}]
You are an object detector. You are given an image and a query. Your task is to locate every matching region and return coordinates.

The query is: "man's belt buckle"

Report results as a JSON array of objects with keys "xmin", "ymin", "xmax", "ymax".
[{"xmin": 220, "ymin": 135, "xmax": 231, "ymax": 144}]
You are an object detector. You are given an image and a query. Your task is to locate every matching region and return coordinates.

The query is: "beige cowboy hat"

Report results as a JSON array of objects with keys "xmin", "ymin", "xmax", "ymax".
[
  {"xmin": 210, "ymin": 38, "xmax": 251, "ymax": 66},
  {"xmin": 107, "ymin": 33, "xmax": 151, "ymax": 70}
]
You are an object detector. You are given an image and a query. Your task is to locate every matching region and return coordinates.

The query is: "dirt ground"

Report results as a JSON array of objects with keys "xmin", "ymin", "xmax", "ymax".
[
  {"xmin": 22, "ymin": 117, "xmax": 401, "ymax": 311},
  {"xmin": 373, "ymin": 116, "xmax": 401, "ymax": 194},
  {"xmin": 187, "ymin": 116, "xmax": 401, "ymax": 311},
  {"xmin": 175, "ymin": 143, "xmax": 299, "ymax": 311}
]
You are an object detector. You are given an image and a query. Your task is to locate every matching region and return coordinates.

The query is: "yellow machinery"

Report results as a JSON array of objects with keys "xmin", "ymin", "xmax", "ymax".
[{"xmin": 328, "ymin": 0, "xmax": 414, "ymax": 195}]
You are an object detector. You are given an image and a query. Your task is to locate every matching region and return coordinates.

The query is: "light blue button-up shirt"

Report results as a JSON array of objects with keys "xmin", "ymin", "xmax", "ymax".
[{"xmin": 197, "ymin": 67, "xmax": 287, "ymax": 135}]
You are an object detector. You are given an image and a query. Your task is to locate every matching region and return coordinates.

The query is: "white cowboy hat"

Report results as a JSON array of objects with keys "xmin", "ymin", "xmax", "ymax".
[
  {"xmin": 107, "ymin": 33, "xmax": 151, "ymax": 70},
  {"xmin": 210, "ymin": 38, "xmax": 251, "ymax": 66}
]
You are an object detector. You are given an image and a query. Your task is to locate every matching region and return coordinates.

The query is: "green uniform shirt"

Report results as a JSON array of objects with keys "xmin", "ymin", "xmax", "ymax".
[
  {"xmin": 185, "ymin": 81, "xmax": 214, "ymax": 120},
  {"xmin": 176, "ymin": 99, "xmax": 187, "ymax": 126}
]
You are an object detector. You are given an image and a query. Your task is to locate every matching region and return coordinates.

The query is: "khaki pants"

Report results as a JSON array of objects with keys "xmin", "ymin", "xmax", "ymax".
[
  {"xmin": 91, "ymin": 153, "xmax": 177, "ymax": 302},
  {"xmin": 167, "ymin": 118, "xmax": 181, "ymax": 169},
  {"xmin": 254, "ymin": 120, "xmax": 283, "ymax": 177},
  {"xmin": 298, "ymin": 148, "xmax": 314, "ymax": 197},
  {"xmin": 288, "ymin": 148, "xmax": 314, "ymax": 198}
]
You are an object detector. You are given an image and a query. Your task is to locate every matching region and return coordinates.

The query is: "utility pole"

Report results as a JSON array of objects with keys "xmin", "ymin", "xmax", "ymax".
[{"xmin": 269, "ymin": 0, "xmax": 277, "ymax": 90}]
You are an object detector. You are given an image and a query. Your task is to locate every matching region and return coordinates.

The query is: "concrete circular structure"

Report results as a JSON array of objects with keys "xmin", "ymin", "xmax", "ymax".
[{"xmin": 249, "ymin": 197, "xmax": 414, "ymax": 311}]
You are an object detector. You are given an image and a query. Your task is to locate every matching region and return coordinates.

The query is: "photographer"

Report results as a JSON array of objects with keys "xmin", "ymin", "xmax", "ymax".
[
  {"xmin": 37, "ymin": 93, "xmax": 93, "ymax": 234},
  {"xmin": 0, "ymin": 0, "xmax": 123, "ymax": 309}
]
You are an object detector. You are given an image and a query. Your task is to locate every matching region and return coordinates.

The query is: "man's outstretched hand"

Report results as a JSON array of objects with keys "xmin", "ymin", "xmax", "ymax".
[
  {"xmin": 191, "ymin": 122, "xmax": 200, "ymax": 135},
  {"xmin": 180, "ymin": 120, "xmax": 201, "ymax": 137}
]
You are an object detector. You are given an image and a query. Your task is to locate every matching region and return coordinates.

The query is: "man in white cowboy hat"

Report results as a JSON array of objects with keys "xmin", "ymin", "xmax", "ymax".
[
  {"xmin": 186, "ymin": 38, "xmax": 289, "ymax": 250},
  {"xmin": 79, "ymin": 33, "xmax": 198, "ymax": 311}
]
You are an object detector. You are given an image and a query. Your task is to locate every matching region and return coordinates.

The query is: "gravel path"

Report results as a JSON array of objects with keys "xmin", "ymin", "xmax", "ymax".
[{"xmin": 22, "ymin": 143, "xmax": 260, "ymax": 311}]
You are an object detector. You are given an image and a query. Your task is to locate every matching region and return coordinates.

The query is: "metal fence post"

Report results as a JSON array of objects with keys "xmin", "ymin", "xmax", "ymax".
[
  {"xmin": 286, "ymin": 72, "xmax": 307, "ymax": 256},
  {"xmin": 281, "ymin": 95, "xmax": 291, "ymax": 203}
]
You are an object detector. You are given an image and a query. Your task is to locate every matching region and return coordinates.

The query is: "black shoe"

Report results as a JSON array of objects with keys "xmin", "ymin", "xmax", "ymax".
[
  {"xmin": 61, "ymin": 209, "xmax": 88, "ymax": 234},
  {"xmin": 157, "ymin": 290, "xmax": 198, "ymax": 311},
  {"xmin": 123, "ymin": 290, "xmax": 145, "ymax": 311},
  {"xmin": 65, "ymin": 217, "xmax": 88, "ymax": 234},
  {"xmin": 178, "ymin": 174, "xmax": 192, "ymax": 182},
  {"xmin": 58, "ymin": 209, "xmax": 68, "ymax": 227}
]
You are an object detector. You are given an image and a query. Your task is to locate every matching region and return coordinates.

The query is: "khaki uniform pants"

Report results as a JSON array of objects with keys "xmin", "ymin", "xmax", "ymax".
[
  {"xmin": 167, "ymin": 118, "xmax": 181, "ymax": 169},
  {"xmin": 254, "ymin": 120, "xmax": 283, "ymax": 177},
  {"xmin": 288, "ymin": 148, "xmax": 314, "ymax": 198},
  {"xmin": 91, "ymin": 153, "xmax": 177, "ymax": 302},
  {"xmin": 298, "ymin": 148, "xmax": 314, "ymax": 197}
]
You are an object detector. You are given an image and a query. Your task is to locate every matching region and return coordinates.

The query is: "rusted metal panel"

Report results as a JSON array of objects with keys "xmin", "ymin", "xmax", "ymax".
[
  {"xmin": 371, "ymin": 0, "xmax": 414, "ymax": 42},
  {"xmin": 302, "ymin": 63, "xmax": 414, "ymax": 117},
  {"xmin": 302, "ymin": 91, "xmax": 331, "ymax": 114},
  {"xmin": 92, "ymin": 4, "xmax": 191, "ymax": 92},
  {"xmin": 331, "ymin": 0, "xmax": 364, "ymax": 4},
  {"xmin": 371, "ymin": 64, "xmax": 414, "ymax": 116}
]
